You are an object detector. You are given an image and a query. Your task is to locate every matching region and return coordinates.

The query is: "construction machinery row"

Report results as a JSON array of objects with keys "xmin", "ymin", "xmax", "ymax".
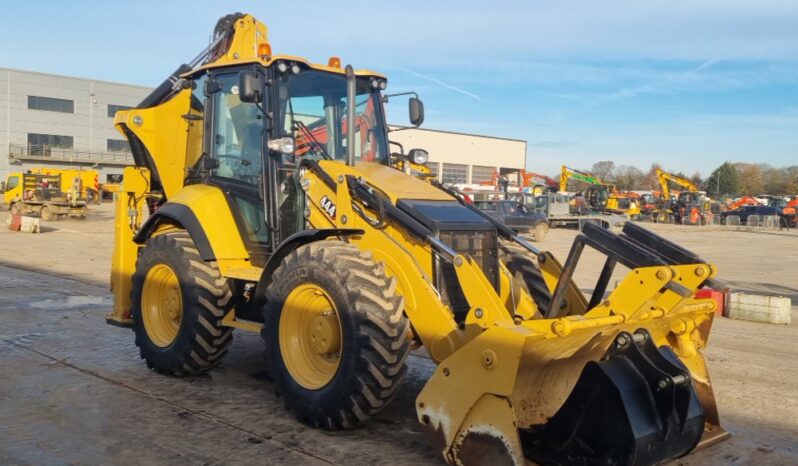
[{"xmin": 106, "ymin": 13, "xmax": 728, "ymax": 466}]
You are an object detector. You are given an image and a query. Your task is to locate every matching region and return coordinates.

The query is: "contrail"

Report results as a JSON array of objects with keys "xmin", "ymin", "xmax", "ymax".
[
  {"xmin": 397, "ymin": 67, "xmax": 482, "ymax": 101},
  {"xmin": 689, "ymin": 57, "xmax": 725, "ymax": 74}
]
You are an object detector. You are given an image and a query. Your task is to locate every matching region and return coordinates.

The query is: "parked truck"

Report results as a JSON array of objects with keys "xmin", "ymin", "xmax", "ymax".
[{"xmin": 4, "ymin": 172, "xmax": 88, "ymax": 220}]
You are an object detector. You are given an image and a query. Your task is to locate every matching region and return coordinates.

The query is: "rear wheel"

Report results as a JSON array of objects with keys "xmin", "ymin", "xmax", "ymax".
[
  {"xmin": 499, "ymin": 241, "xmax": 552, "ymax": 313},
  {"xmin": 40, "ymin": 206, "xmax": 53, "ymax": 221},
  {"xmin": 132, "ymin": 231, "xmax": 234, "ymax": 375},
  {"xmin": 263, "ymin": 240, "xmax": 411, "ymax": 429}
]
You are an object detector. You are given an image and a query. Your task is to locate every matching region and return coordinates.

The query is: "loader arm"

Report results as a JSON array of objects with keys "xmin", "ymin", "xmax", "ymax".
[{"xmin": 299, "ymin": 159, "xmax": 729, "ymax": 464}]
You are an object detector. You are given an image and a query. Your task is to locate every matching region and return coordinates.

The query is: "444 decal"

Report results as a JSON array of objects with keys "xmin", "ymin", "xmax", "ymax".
[{"xmin": 320, "ymin": 195, "xmax": 336, "ymax": 219}]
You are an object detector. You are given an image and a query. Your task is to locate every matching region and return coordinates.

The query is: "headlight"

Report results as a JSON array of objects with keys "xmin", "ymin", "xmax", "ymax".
[
  {"xmin": 268, "ymin": 137, "xmax": 295, "ymax": 154},
  {"xmin": 409, "ymin": 148, "xmax": 429, "ymax": 165}
]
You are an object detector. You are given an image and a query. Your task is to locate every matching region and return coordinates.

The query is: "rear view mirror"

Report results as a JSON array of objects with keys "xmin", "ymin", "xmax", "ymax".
[
  {"xmin": 238, "ymin": 71, "xmax": 263, "ymax": 103},
  {"xmin": 201, "ymin": 156, "xmax": 219, "ymax": 170},
  {"xmin": 409, "ymin": 97, "xmax": 424, "ymax": 127}
]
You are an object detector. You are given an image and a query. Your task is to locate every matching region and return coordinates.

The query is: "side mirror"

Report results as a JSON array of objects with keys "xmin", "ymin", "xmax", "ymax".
[
  {"xmin": 201, "ymin": 156, "xmax": 219, "ymax": 170},
  {"xmin": 238, "ymin": 71, "xmax": 263, "ymax": 103},
  {"xmin": 409, "ymin": 97, "xmax": 424, "ymax": 127}
]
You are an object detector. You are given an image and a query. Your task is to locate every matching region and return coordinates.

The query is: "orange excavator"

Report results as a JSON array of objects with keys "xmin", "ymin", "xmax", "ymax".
[
  {"xmin": 725, "ymin": 196, "xmax": 761, "ymax": 211},
  {"xmin": 519, "ymin": 169, "xmax": 558, "ymax": 195},
  {"xmin": 783, "ymin": 197, "xmax": 798, "ymax": 227}
]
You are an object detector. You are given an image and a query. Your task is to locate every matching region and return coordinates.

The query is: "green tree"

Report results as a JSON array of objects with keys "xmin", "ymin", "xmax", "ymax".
[{"xmin": 705, "ymin": 162, "xmax": 741, "ymax": 198}]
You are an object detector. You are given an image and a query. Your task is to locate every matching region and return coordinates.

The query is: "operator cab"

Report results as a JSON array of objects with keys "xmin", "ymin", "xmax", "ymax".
[{"xmin": 188, "ymin": 59, "xmax": 424, "ymax": 263}]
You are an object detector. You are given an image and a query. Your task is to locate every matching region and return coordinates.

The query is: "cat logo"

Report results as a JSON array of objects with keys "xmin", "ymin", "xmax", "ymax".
[{"xmin": 320, "ymin": 195, "xmax": 336, "ymax": 219}]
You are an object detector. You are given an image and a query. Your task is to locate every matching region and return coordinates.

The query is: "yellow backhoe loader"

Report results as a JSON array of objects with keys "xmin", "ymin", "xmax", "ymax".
[{"xmin": 107, "ymin": 13, "xmax": 728, "ymax": 465}]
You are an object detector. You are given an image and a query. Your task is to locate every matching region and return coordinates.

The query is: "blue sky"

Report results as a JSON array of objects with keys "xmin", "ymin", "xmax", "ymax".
[{"xmin": 1, "ymin": 0, "xmax": 796, "ymax": 177}]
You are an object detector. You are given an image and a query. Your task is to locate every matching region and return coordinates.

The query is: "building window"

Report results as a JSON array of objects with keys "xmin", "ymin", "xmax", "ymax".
[
  {"xmin": 27, "ymin": 133, "xmax": 74, "ymax": 156},
  {"xmin": 427, "ymin": 161, "xmax": 439, "ymax": 178},
  {"xmin": 107, "ymin": 139, "xmax": 130, "ymax": 152},
  {"xmin": 108, "ymin": 104, "xmax": 132, "ymax": 118},
  {"xmin": 442, "ymin": 163, "xmax": 468, "ymax": 184},
  {"xmin": 472, "ymin": 165, "xmax": 495, "ymax": 183},
  {"xmin": 28, "ymin": 95, "xmax": 74, "ymax": 113}
]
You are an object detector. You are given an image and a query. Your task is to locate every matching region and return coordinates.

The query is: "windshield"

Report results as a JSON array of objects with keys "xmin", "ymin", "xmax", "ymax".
[{"xmin": 275, "ymin": 69, "xmax": 388, "ymax": 164}]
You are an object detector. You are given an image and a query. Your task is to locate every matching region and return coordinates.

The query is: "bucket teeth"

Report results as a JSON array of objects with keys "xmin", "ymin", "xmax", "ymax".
[{"xmin": 520, "ymin": 330, "xmax": 705, "ymax": 466}]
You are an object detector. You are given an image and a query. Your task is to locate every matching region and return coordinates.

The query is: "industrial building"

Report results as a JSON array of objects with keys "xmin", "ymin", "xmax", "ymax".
[
  {"xmin": 0, "ymin": 67, "xmax": 150, "ymax": 184},
  {"xmin": 388, "ymin": 126, "xmax": 527, "ymax": 184},
  {"xmin": 0, "ymin": 67, "xmax": 527, "ymax": 187}
]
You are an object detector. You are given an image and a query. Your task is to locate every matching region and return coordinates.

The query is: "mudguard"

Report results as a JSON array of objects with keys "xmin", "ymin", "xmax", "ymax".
[{"xmin": 133, "ymin": 184, "xmax": 249, "ymax": 262}]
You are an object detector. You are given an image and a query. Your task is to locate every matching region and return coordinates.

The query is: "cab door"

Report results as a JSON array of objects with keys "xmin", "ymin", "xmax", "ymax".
[
  {"xmin": 204, "ymin": 70, "xmax": 271, "ymax": 265},
  {"xmin": 4, "ymin": 175, "xmax": 20, "ymax": 204}
]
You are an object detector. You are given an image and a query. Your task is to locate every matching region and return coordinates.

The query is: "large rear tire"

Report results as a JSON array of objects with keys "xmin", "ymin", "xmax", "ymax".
[
  {"xmin": 499, "ymin": 241, "xmax": 552, "ymax": 313},
  {"xmin": 263, "ymin": 240, "xmax": 411, "ymax": 429},
  {"xmin": 40, "ymin": 206, "xmax": 53, "ymax": 221},
  {"xmin": 132, "ymin": 231, "xmax": 234, "ymax": 375}
]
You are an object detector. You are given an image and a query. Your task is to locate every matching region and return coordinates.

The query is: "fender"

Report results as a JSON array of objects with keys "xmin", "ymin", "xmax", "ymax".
[
  {"xmin": 133, "ymin": 184, "xmax": 249, "ymax": 263},
  {"xmin": 134, "ymin": 202, "xmax": 215, "ymax": 260},
  {"xmin": 253, "ymin": 228, "xmax": 364, "ymax": 304}
]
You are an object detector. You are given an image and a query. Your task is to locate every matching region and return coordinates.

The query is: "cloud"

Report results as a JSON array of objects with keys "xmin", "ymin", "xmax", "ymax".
[{"xmin": 584, "ymin": 56, "xmax": 757, "ymax": 106}]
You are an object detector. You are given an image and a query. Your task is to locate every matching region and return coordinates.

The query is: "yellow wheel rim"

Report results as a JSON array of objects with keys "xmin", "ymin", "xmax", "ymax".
[
  {"xmin": 141, "ymin": 264, "xmax": 183, "ymax": 348},
  {"xmin": 279, "ymin": 283, "xmax": 342, "ymax": 390}
]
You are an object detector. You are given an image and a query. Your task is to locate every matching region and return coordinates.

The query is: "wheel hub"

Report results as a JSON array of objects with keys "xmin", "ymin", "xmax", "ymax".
[
  {"xmin": 310, "ymin": 313, "xmax": 341, "ymax": 356},
  {"xmin": 140, "ymin": 263, "xmax": 183, "ymax": 347},
  {"xmin": 279, "ymin": 283, "xmax": 343, "ymax": 389}
]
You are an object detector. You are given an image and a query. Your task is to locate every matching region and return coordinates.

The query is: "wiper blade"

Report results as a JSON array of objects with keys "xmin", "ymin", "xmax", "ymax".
[{"xmin": 294, "ymin": 120, "xmax": 331, "ymax": 160}]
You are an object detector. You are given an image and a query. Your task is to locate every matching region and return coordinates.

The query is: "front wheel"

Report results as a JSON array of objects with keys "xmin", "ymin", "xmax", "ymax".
[
  {"xmin": 263, "ymin": 240, "xmax": 411, "ymax": 429},
  {"xmin": 498, "ymin": 241, "xmax": 552, "ymax": 314},
  {"xmin": 40, "ymin": 206, "xmax": 53, "ymax": 221}
]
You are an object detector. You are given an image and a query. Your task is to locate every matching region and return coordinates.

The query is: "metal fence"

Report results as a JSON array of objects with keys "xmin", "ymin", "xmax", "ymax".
[
  {"xmin": 8, "ymin": 143, "xmax": 134, "ymax": 165},
  {"xmin": 634, "ymin": 214, "xmax": 791, "ymax": 232}
]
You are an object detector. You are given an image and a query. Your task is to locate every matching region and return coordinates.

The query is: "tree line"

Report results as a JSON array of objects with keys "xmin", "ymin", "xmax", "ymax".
[{"xmin": 561, "ymin": 161, "xmax": 798, "ymax": 199}]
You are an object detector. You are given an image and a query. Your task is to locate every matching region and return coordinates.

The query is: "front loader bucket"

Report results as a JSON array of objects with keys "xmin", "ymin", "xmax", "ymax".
[
  {"xmin": 416, "ymin": 223, "xmax": 729, "ymax": 466},
  {"xmin": 521, "ymin": 330, "xmax": 704, "ymax": 465}
]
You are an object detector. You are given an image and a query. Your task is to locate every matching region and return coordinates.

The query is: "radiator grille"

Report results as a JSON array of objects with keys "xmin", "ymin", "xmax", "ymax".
[{"xmin": 436, "ymin": 230, "xmax": 499, "ymax": 320}]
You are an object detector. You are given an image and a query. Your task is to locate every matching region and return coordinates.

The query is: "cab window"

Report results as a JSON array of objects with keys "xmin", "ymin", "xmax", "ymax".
[
  {"xmin": 475, "ymin": 201, "xmax": 497, "ymax": 211},
  {"xmin": 210, "ymin": 74, "xmax": 264, "ymax": 185},
  {"xmin": 6, "ymin": 176, "xmax": 19, "ymax": 190}
]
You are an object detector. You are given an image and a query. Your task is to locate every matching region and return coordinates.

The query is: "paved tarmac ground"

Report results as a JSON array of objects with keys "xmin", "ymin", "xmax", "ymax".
[{"xmin": 1, "ymin": 204, "xmax": 797, "ymax": 465}]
